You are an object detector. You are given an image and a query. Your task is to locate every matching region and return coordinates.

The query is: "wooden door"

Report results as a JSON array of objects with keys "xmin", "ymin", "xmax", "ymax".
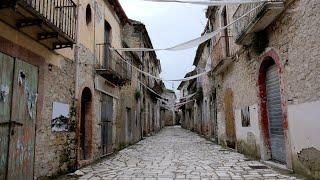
[
  {"xmin": 7, "ymin": 59, "xmax": 38, "ymax": 180},
  {"xmin": 0, "ymin": 52, "xmax": 14, "ymax": 180},
  {"xmin": 101, "ymin": 94, "xmax": 113, "ymax": 155},
  {"xmin": 224, "ymin": 88, "xmax": 236, "ymax": 148},
  {"xmin": 0, "ymin": 54, "xmax": 38, "ymax": 180}
]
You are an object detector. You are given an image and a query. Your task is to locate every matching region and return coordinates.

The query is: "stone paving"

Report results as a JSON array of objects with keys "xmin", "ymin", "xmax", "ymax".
[{"xmin": 75, "ymin": 126, "xmax": 299, "ymax": 180}]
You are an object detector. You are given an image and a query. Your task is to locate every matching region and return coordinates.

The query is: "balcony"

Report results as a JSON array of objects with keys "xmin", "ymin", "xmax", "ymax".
[
  {"xmin": 0, "ymin": 0, "xmax": 76, "ymax": 49},
  {"xmin": 96, "ymin": 44, "xmax": 131, "ymax": 86},
  {"xmin": 233, "ymin": 1, "xmax": 284, "ymax": 45}
]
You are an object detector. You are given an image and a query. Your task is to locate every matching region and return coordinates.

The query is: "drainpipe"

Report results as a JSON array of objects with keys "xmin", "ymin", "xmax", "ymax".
[
  {"xmin": 75, "ymin": 0, "xmax": 80, "ymax": 98},
  {"xmin": 73, "ymin": 0, "xmax": 81, "ymax": 169}
]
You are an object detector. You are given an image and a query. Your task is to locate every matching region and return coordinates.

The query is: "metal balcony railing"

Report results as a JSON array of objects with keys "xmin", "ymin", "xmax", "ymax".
[
  {"xmin": 20, "ymin": 0, "xmax": 77, "ymax": 41},
  {"xmin": 96, "ymin": 44, "xmax": 131, "ymax": 86},
  {"xmin": 233, "ymin": 0, "xmax": 284, "ymax": 44}
]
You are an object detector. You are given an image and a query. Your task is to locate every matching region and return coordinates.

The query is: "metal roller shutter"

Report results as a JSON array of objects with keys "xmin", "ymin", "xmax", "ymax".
[{"xmin": 266, "ymin": 64, "xmax": 286, "ymax": 163}]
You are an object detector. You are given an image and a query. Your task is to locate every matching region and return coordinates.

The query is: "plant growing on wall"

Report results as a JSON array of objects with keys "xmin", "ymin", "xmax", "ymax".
[
  {"xmin": 196, "ymin": 87, "xmax": 204, "ymax": 101},
  {"xmin": 135, "ymin": 89, "xmax": 142, "ymax": 100}
]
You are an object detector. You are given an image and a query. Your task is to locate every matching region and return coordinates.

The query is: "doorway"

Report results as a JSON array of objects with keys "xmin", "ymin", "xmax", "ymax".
[
  {"xmin": 101, "ymin": 94, "xmax": 113, "ymax": 155},
  {"xmin": 224, "ymin": 88, "xmax": 236, "ymax": 148},
  {"xmin": 0, "ymin": 52, "xmax": 39, "ymax": 180},
  {"xmin": 265, "ymin": 63, "xmax": 286, "ymax": 163},
  {"xmin": 80, "ymin": 87, "xmax": 92, "ymax": 160}
]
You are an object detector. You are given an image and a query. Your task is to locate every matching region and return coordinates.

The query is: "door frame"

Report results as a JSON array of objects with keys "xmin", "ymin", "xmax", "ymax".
[
  {"xmin": 257, "ymin": 49, "xmax": 292, "ymax": 169},
  {"xmin": 0, "ymin": 37, "xmax": 45, "ymax": 179},
  {"xmin": 77, "ymin": 86, "xmax": 93, "ymax": 164}
]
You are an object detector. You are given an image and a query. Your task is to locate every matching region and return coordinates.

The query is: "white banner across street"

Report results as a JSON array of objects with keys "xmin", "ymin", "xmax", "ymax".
[
  {"xmin": 110, "ymin": 4, "xmax": 262, "ymax": 52},
  {"xmin": 144, "ymin": 0, "xmax": 267, "ymax": 6}
]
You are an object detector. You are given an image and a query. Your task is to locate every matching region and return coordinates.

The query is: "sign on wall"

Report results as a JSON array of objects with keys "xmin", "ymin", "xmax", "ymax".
[{"xmin": 51, "ymin": 102, "xmax": 70, "ymax": 132}]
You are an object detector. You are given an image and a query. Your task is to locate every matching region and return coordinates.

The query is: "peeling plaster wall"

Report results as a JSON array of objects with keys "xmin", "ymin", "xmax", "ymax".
[
  {"xmin": 0, "ymin": 11, "xmax": 77, "ymax": 179},
  {"xmin": 117, "ymin": 66, "xmax": 142, "ymax": 147},
  {"xmin": 212, "ymin": 0, "xmax": 320, "ymax": 178},
  {"xmin": 288, "ymin": 100, "xmax": 320, "ymax": 177},
  {"xmin": 234, "ymin": 104, "xmax": 262, "ymax": 159}
]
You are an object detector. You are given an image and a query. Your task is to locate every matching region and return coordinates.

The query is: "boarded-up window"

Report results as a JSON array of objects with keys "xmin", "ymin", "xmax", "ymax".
[{"xmin": 241, "ymin": 106, "xmax": 250, "ymax": 127}]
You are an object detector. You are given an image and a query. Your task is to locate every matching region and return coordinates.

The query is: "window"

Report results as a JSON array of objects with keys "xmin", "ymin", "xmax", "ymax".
[
  {"xmin": 86, "ymin": 4, "xmax": 92, "ymax": 25},
  {"xmin": 104, "ymin": 21, "xmax": 111, "ymax": 67},
  {"xmin": 241, "ymin": 106, "xmax": 250, "ymax": 127},
  {"xmin": 221, "ymin": 7, "xmax": 230, "ymax": 57}
]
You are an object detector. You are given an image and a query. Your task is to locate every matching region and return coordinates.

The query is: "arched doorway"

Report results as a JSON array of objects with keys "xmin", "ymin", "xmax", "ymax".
[
  {"xmin": 258, "ymin": 57, "xmax": 286, "ymax": 164},
  {"xmin": 80, "ymin": 87, "xmax": 92, "ymax": 160}
]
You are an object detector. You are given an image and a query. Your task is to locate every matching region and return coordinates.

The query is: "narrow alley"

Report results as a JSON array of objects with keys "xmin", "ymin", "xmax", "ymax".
[
  {"xmin": 70, "ymin": 126, "xmax": 299, "ymax": 180},
  {"xmin": 1, "ymin": 0, "xmax": 319, "ymax": 179}
]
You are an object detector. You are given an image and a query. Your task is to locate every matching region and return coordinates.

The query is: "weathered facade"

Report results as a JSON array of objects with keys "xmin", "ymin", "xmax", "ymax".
[
  {"xmin": 75, "ymin": 0, "xmax": 132, "ymax": 170},
  {"xmin": 123, "ymin": 20, "xmax": 163, "ymax": 137},
  {"xmin": 0, "ymin": 0, "xmax": 166, "ymax": 179},
  {"xmin": 160, "ymin": 89, "xmax": 177, "ymax": 127},
  {"xmin": 181, "ymin": 0, "xmax": 320, "ymax": 178},
  {"xmin": 116, "ymin": 42, "xmax": 143, "ymax": 147},
  {"xmin": 0, "ymin": 0, "xmax": 77, "ymax": 179}
]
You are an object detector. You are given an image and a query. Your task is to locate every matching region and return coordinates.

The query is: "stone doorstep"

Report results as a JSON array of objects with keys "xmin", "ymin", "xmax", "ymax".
[{"xmin": 261, "ymin": 160, "xmax": 294, "ymax": 174}]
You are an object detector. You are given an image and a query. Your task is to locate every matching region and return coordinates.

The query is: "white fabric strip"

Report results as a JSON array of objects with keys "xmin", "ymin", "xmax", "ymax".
[
  {"xmin": 165, "ymin": 69, "xmax": 211, "ymax": 82},
  {"xmin": 174, "ymin": 99, "xmax": 196, "ymax": 107},
  {"xmin": 138, "ymin": 81, "xmax": 170, "ymax": 101},
  {"xmin": 180, "ymin": 92, "xmax": 197, "ymax": 100},
  {"xmin": 111, "ymin": 4, "xmax": 263, "ymax": 52},
  {"xmin": 112, "ymin": 48, "xmax": 213, "ymax": 82},
  {"xmin": 143, "ymin": 0, "xmax": 267, "ymax": 6}
]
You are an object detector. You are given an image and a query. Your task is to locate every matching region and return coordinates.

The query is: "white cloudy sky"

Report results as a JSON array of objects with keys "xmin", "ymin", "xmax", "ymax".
[{"xmin": 119, "ymin": 0, "xmax": 207, "ymax": 92}]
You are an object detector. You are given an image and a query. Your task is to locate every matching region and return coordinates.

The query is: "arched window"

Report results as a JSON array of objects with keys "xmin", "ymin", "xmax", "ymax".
[{"xmin": 86, "ymin": 4, "xmax": 92, "ymax": 25}]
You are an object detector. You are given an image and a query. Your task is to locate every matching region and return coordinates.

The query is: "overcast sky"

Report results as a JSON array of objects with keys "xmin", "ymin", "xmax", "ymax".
[{"xmin": 119, "ymin": 0, "xmax": 207, "ymax": 92}]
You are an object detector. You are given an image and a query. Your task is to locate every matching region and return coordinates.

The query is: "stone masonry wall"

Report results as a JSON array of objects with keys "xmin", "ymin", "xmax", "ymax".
[
  {"xmin": 34, "ymin": 58, "xmax": 77, "ymax": 178},
  {"xmin": 117, "ymin": 66, "xmax": 142, "ymax": 147},
  {"xmin": 215, "ymin": 0, "xmax": 320, "ymax": 178}
]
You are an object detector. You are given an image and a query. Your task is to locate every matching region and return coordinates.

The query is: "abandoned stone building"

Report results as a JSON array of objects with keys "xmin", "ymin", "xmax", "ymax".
[
  {"xmin": 0, "ymin": 0, "xmax": 166, "ymax": 179},
  {"xmin": 179, "ymin": 0, "xmax": 320, "ymax": 178},
  {"xmin": 178, "ymin": 70, "xmax": 195, "ymax": 130},
  {"xmin": 123, "ymin": 19, "xmax": 164, "ymax": 137},
  {"xmin": 0, "ymin": 0, "xmax": 78, "ymax": 179},
  {"xmin": 160, "ymin": 89, "xmax": 177, "ymax": 127}
]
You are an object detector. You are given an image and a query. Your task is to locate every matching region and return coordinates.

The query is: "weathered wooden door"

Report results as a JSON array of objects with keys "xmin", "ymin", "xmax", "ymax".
[
  {"xmin": 125, "ymin": 108, "xmax": 132, "ymax": 143},
  {"xmin": 266, "ymin": 64, "xmax": 286, "ymax": 163},
  {"xmin": 101, "ymin": 94, "xmax": 113, "ymax": 155},
  {"xmin": 224, "ymin": 88, "xmax": 236, "ymax": 148},
  {"xmin": 0, "ymin": 53, "xmax": 38, "ymax": 180},
  {"xmin": 0, "ymin": 52, "xmax": 14, "ymax": 180},
  {"xmin": 211, "ymin": 90, "xmax": 218, "ymax": 140}
]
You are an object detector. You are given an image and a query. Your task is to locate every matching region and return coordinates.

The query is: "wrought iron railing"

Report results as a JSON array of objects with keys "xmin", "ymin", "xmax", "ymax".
[
  {"xmin": 233, "ymin": 1, "xmax": 266, "ymax": 40},
  {"xmin": 233, "ymin": 0, "xmax": 285, "ymax": 41},
  {"xmin": 19, "ymin": 0, "xmax": 77, "ymax": 40},
  {"xmin": 96, "ymin": 44, "xmax": 131, "ymax": 82}
]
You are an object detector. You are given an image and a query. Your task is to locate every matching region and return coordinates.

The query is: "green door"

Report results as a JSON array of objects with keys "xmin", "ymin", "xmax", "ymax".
[
  {"xmin": 0, "ymin": 52, "xmax": 14, "ymax": 180},
  {"xmin": 0, "ymin": 53, "xmax": 38, "ymax": 180}
]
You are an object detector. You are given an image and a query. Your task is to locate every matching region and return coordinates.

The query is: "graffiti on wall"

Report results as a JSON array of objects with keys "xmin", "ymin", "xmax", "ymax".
[{"xmin": 52, "ymin": 102, "xmax": 70, "ymax": 132}]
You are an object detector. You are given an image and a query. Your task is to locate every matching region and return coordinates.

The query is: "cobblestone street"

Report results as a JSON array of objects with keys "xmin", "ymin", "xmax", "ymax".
[{"xmin": 73, "ymin": 126, "xmax": 299, "ymax": 180}]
